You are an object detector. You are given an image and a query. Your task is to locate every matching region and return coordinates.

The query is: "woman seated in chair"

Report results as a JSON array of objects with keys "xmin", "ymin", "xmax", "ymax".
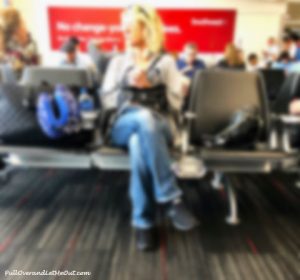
[
  {"xmin": 100, "ymin": 5, "xmax": 198, "ymax": 251},
  {"xmin": 0, "ymin": 7, "xmax": 39, "ymax": 79},
  {"xmin": 217, "ymin": 43, "xmax": 246, "ymax": 70}
]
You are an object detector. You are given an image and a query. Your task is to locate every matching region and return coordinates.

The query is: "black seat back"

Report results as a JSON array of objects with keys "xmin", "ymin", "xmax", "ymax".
[
  {"xmin": 87, "ymin": 43, "xmax": 112, "ymax": 83},
  {"xmin": 188, "ymin": 70, "xmax": 270, "ymax": 145},
  {"xmin": 259, "ymin": 69, "xmax": 285, "ymax": 101},
  {"xmin": 271, "ymin": 72, "xmax": 300, "ymax": 114},
  {"xmin": 20, "ymin": 66, "xmax": 94, "ymax": 88}
]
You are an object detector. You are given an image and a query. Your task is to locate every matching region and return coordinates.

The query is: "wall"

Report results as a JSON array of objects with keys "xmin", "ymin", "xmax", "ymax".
[{"xmin": 11, "ymin": 0, "xmax": 287, "ymax": 65}]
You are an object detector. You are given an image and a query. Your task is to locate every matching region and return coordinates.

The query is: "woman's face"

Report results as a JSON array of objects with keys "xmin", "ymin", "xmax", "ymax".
[{"xmin": 122, "ymin": 15, "xmax": 146, "ymax": 48}]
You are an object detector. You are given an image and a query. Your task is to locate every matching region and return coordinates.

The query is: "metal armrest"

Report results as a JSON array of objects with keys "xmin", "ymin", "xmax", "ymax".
[
  {"xmin": 270, "ymin": 114, "xmax": 300, "ymax": 152},
  {"xmin": 272, "ymin": 114, "xmax": 300, "ymax": 125},
  {"xmin": 181, "ymin": 111, "xmax": 196, "ymax": 154},
  {"xmin": 278, "ymin": 114, "xmax": 300, "ymax": 125}
]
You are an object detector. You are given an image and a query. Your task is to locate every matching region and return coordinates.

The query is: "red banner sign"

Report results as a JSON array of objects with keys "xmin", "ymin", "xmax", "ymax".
[{"xmin": 48, "ymin": 7, "xmax": 236, "ymax": 53}]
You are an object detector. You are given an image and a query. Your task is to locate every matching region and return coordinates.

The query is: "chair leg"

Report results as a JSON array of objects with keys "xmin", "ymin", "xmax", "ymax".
[
  {"xmin": 224, "ymin": 177, "xmax": 240, "ymax": 225},
  {"xmin": 211, "ymin": 172, "xmax": 224, "ymax": 190}
]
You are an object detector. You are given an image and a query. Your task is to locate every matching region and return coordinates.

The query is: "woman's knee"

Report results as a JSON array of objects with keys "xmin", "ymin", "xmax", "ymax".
[{"xmin": 137, "ymin": 109, "xmax": 158, "ymax": 133}]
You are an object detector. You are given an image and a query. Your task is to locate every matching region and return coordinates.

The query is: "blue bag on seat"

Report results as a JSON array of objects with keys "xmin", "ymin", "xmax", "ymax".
[
  {"xmin": 0, "ymin": 84, "xmax": 93, "ymax": 147},
  {"xmin": 37, "ymin": 85, "xmax": 80, "ymax": 139}
]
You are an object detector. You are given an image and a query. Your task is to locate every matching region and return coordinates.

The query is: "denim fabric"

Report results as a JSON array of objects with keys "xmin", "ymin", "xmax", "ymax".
[{"xmin": 111, "ymin": 106, "xmax": 182, "ymax": 229}]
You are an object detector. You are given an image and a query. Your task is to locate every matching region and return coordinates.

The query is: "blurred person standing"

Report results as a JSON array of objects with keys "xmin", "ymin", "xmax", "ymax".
[{"xmin": 177, "ymin": 42, "xmax": 206, "ymax": 79}]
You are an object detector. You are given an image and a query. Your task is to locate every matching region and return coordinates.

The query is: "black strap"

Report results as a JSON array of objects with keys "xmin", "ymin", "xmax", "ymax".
[{"xmin": 148, "ymin": 53, "xmax": 164, "ymax": 72}]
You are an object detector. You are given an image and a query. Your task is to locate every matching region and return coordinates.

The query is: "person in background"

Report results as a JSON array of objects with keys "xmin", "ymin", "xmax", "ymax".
[
  {"xmin": 262, "ymin": 37, "xmax": 279, "ymax": 66},
  {"xmin": 272, "ymin": 51, "xmax": 292, "ymax": 71},
  {"xmin": 282, "ymin": 35, "xmax": 297, "ymax": 61},
  {"xmin": 59, "ymin": 37, "xmax": 97, "ymax": 81},
  {"xmin": 60, "ymin": 37, "xmax": 86, "ymax": 67},
  {"xmin": 177, "ymin": 43, "xmax": 206, "ymax": 79},
  {"xmin": 217, "ymin": 43, "xmax": 246, "ymax": 70},
  {"xmin": 247, "ymin": 53, "xmax": 261, "ymax": 71},
  {"xmin": 100, "ymin": 4, "xmax": 197, "ymax": 251},
  {"xmin": 294, "ymin": 35, "xmax": 300, "ymax": 62},
  {"xmin": 0, "ymin": 7, "xmax": 39, "ymax": 78},
  {"xmin": 285, "ymin": 34, "xmax": 300, "ymax": 73}
]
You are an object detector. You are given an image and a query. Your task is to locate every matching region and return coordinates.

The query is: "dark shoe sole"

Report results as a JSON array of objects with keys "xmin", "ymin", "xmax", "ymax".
[{"xmin": 135, "ymin": 229, "xmax": 158, "ymax": 252}]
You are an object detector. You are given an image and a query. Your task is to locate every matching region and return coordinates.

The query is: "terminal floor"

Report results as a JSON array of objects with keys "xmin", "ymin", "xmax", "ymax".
[{"xmin": 0, "ymin": 169, "xmax": 299, "ymax": 280}]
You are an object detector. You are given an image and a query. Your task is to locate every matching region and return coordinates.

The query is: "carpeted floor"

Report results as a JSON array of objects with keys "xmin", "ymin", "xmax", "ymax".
[{"xmin": 0, "ymin": 169, "xmax": 299, "ymax": 280}]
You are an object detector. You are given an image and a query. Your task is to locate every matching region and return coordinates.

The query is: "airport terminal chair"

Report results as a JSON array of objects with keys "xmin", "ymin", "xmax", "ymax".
[
  {"xmin": 181, "ymin": 70, "xmax": 300, "ymax": 223},
  {"xmin": 0, "ymin": 68, "xmax": 299, "ymax": 225}
]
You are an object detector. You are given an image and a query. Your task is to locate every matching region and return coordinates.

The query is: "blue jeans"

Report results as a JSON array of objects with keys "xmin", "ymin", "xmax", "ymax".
[{"xmin": 111, "ymin": 107, "xmax": 182, "ymax": 229}]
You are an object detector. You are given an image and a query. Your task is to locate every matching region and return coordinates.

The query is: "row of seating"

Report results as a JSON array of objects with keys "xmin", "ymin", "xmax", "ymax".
[{"xmin": 0, "ymin": 66, "xmax": 299, "ymax": 225}]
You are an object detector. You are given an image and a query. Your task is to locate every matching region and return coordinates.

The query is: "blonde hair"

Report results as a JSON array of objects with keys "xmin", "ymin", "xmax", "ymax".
[
  {"xmin": 224, "ymin": 43, "xmax": 242, "ymax": 66},
  {"xmin": 121, "ymin": 5, "xmax": 164, "ymax": 54}
]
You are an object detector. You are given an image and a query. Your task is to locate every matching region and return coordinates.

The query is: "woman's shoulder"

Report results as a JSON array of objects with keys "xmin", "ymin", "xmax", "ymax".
[
  {"xmin": 154, "ymin": 53, "xmax": 177, "ymax": 69},
  {"xmin": 159, "ymin": 53, "xmax": 176, "ymax": 63}
]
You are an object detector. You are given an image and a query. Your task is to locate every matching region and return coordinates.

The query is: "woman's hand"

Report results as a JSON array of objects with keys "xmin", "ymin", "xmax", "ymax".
[
  {"xmin": 289, "ymin": 99, "xmax": 300, "ymax": 115},
  {"xmin": 128, "ymin": 67, "xmax": 151, "ymax": 88}
]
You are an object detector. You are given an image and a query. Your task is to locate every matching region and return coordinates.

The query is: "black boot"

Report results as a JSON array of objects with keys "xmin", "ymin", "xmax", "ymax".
[
  {"xmin": 135, "ymin": 228, "xmax": 158, "ymax": 251},
  {"xmin": 167, "ymin": 198, "xmax": 199, "ymax": 231}
]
